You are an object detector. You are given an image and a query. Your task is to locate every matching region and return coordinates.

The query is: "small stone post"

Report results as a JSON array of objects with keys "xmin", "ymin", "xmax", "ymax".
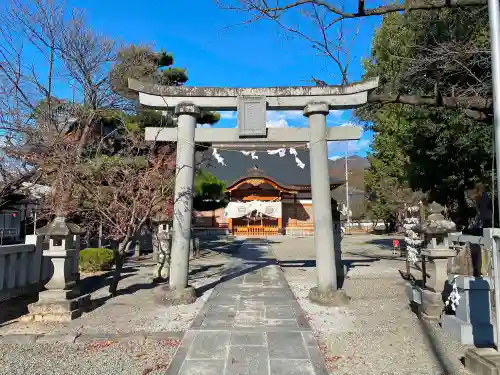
[
  {"xmin": 304, "ymin": 103, "xmax": 349, "ymax": 306},
  {"xmin": 28, "ymin": 216, "xmax": 89, "ymax": 321},
  {"xmin": 163, "ymin": 103, "xmax": 199, "ymax": 304}
]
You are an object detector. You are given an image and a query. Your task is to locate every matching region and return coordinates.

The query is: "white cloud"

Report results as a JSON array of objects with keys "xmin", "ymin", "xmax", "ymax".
[
  {"xmin": 266, "ymin": 111, "xmax": 290, "ymax": 128},
  {"xmin": 207, "ymin": 109, "xmax": 346, "ymax": 129},
  {"xmin": 340, "ymin": 122, "xmax": 355, "ymax": 127},
  {"xmin": 266, "ymin": 118, "xmax": 289, "ymax": 128},
  {"xmin": 329, "ymin": 155, "xmax": 343, "ymax": 161},
  {"xmin": 328, "ymin": 138, "xmax": 371, "ymax": 158},
  {"xmin": 330, "ymin": 110, "xmax": 344, "ymax": 117},
  {"xmin": 220, "ymin": 111, "xmax": 237, "ymax": 120},
  {"xmin": 280, "ymin": 110, "xmax": 304, "ymax": 119}
]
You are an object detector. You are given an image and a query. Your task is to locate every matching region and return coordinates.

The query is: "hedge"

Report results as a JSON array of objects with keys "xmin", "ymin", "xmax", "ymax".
[{"xmin": 80, "ymin": 247, "xmax": 114, "ymax": 273}]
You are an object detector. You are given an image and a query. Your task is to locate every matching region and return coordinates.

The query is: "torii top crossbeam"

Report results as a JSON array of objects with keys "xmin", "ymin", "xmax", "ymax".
[
  {"xmin": 127, "ymin": 77, "xmax": 379, "ymax": 145},
  {"xmin": 128, "ymin": 77, "xmax": 379, "ymax": 111}
]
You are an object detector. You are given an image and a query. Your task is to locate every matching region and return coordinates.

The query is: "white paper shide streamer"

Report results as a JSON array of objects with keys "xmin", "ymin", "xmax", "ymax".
[
  {"xmin": 289, "ymin": 147, "xmax": 305, "ymax": 169},
  {"xmin": 267, "ymin": 148, "xmax": 286, "ymax": 157},
  {"xmin": 403, "ymin": 217, "xmax": 422, "ymax": 265},
  {"xmin": 241, "ymin": 150, "xmax": 258, "ymax": 160},
  {"xmin": 212, "ymin": 148, "xmax": 225, "ymax": 166},
  {"xmin": 445, "ymin": 276, "xmax": 461, "ymax": 311},
  {"xmin": 212, "ymin": 146, "xmax": 306, "ymax": 169}
]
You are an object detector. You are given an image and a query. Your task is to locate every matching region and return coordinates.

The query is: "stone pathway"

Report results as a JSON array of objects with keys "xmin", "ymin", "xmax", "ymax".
[{"xmin": 166, "ymin": 239, "xmax": 328, "ymax": 375}]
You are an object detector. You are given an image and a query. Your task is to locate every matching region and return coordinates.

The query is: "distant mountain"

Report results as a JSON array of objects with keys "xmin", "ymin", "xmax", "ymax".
[
  {"xmin": 328, "ymin": 155, "xmax": 369, "ymax": 192},
  {"xmin": 329, "ymin": 155, "xmax": 370, "ymax": 172}
]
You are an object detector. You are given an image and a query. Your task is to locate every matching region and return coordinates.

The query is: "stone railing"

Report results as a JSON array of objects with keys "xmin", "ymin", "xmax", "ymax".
[
  {"xmin": 0, "ymin": 233, "xmax": 81, "ymax": 303},
  {"xmin": 192, "ymin": 227, "xmax": 230, "ymax": 237},
  {"xmin": 1, "ymin": 217, "xmax": 91, "ymax": 322},
  {"xmin": 440, "ymin": 230, "xmax": 496, "ymax": 347},
  {"xmin": 447, "ymin": 232, "xmax": 492, "ymax": 276},
  {"xmin": 406, "ymin": 227, "xmax": 497, "ymax": 347},
  {"xmin": 0, "ymin": 235, "xmax": 44, "ymax": 302}
]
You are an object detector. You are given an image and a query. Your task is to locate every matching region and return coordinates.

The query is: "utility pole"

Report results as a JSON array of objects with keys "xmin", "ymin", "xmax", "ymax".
[
  {"xmin": 487, "ymin": 0, "xmax": 500, "ymax": 351},
  {"xmin": 345, "ymin": 151, "xmax": 350, "ymax": 234}
]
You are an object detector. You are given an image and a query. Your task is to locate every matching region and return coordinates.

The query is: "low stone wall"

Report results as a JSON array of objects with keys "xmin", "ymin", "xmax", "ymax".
[
  {"xmin": 0, "ymin": 235, "xmax": 43, "ymax": 303},
  {"xmin": 284, "ymin": 227, "xmax": 315, "ymax": 237},
  {"xmin": 192, "ymin": 228, "xmax": 230, "ymax": 237}
]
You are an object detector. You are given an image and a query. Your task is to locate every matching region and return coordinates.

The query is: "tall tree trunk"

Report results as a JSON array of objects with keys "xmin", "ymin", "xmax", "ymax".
[{"xmin": 108, "ymin": 239, "xmax": 131, "ymax": 295}]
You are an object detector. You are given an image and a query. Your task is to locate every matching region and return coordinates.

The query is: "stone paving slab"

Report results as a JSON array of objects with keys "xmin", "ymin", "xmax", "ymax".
[{"xmin": 166, "ymin": 240, "xmax": 329, "ymax": 375}]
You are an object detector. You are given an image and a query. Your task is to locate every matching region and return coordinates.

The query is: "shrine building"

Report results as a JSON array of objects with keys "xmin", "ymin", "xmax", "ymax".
[{"xmin": 195, "ymin": 148, "xmax": 344, "ymax": 236}]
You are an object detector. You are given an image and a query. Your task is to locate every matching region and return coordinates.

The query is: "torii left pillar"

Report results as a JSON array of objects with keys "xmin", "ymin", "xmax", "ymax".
[{"xmin": 160, "ymin": 102, "xmax": 199, "ymax": 305}]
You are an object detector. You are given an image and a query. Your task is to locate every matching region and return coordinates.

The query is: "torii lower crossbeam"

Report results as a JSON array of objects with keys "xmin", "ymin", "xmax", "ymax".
[{"xmin": 145, "ymin": 126, "xmax": 362, "ymax": 143}]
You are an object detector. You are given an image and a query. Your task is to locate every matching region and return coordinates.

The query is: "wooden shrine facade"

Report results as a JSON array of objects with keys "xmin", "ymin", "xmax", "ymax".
[
  {"xmin": 224, "ymin": 167, "xmax": 342, "ymax": 236},
  {"xmin": 192, "ymin": 149, "xmax": 344, "ymax": 236}
]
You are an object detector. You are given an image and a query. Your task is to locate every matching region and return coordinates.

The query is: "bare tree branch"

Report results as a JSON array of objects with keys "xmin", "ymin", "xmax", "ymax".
[
  {"xmin": 216, "ymin": 0, "xmax": 490, "ymax": 96},
  {"xmin": 367, "ymin": 91, "xmax": 492, "ymax": 120},
  {"xmin": 218, "ymin": 0, "xmax": 486, "ymax": 20}
]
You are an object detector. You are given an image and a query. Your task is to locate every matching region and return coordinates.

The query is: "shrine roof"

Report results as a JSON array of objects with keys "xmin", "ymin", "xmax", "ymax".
[{"xmin": 200, "ymin": 149, "xmax": 344, "ymax": 188}]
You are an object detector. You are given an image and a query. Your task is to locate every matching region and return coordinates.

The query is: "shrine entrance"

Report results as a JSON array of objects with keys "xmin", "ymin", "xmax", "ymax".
[
  {"xmin": 223, "ymin": 167, "xmax": 316, "ymax": 237},
  {"xmin": 226, "ymin": 172, "xmax": 286, "ymax": 236},
  {"xmin": 128, "ymin": 76, "xmax": 379, "ymax": 305},
  {"xmin": 232, "ymin": 217, "xmax": 279, "ymax": 236}
]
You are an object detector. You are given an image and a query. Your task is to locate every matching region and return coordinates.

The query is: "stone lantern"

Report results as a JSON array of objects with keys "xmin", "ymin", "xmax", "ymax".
[
  {"xmin": 411, "ymin": 202, "xmax": 457, "ymax": 319},
  {"xmin": 28, "ymin": 216, "xmax": 89, "ymax": 321}
]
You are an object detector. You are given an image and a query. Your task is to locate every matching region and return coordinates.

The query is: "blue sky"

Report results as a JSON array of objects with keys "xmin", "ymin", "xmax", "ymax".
[{"xmin": 68, "ymin": 0, "xmax": 381, "ymax": 160}]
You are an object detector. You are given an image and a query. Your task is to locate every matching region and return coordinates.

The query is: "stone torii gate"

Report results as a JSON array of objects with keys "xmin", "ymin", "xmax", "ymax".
[{"xmin": 128, "ymin": 77, "xmax": 379, "ymax": 306}]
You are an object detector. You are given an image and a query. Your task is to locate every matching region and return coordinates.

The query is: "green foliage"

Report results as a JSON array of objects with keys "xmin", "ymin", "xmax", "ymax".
[
  {"xmin": 359, "ymin": 7, "xmax": 491, "ymax": 228},
  {"xmin": 79, "ymin": 247, "xmax": 114, "ymax": 272},
  {"xmin": 199, "ymin": 111, "xmax": 221, "ymax": 125},
  {"xmin": 109, "ymin": 45, "xmax": 219, "ymax": 125},
  {"xmin": 193, "ymin": 170, "xmax": 227, "ymax": 210},
  {"xmin": 194, "ymin": 170, "xmax": 226, "ymax": 199},
  {"xmin": 110, "ymin": 45, "xmax": 188, "ymax": 98}
]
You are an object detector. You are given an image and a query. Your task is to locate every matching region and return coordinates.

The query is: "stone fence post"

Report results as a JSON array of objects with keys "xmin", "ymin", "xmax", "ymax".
[{"xmin": 25, "ymin": 234, "xmax": 43, "ymax": 285}]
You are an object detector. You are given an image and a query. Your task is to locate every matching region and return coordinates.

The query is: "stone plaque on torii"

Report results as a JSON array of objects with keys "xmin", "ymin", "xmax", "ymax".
[{"xmin": 128, "ymin": 77, "xmax": 379, "ymax": 306}]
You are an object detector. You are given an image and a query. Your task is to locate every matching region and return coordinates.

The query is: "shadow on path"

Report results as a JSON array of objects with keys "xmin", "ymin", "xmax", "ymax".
[
  {"xmin": 196, "ymin": 239, "xmax": 275, "ymax": 296},
  {"xmin": 418, "ymin": 318, "xmax": 464, "ymax": 374},
  {"xmin": 277, "ymin": 258, "xmax": 380, "ymax": 281}
]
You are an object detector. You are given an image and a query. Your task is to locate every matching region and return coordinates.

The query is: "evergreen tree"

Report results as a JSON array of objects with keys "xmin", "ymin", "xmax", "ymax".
[{"xmin": 358, "ymin": 7, "xmax": 492, "ymax": 229}]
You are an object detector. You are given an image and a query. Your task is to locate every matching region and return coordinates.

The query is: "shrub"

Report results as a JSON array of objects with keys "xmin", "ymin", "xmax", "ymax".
[{"xmin": 79, "ymin": 247, "xmax": 114, "ymax": 273}]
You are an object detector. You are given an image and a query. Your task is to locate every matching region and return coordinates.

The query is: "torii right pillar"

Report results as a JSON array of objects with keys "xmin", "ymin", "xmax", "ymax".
[{"xmin": 304, "ymin": 102, "xmax": 350, "ymax": 306}]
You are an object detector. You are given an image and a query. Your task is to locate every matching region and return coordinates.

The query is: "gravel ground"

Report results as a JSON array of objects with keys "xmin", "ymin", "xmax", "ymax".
[
  {"xmin": 271, "ymin": 235, "xmax": 472, "ymax": 375},
  {"xmin": 0, "ymin": 246, "xmax": 237, "ymax": 336},
  {"xmin": 0, "ymin": 339, "xmax": 180, "ymax": 375},
  {"xmin": 0, "ymin": 240, "xmax": 243, "ymax": 375}
]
